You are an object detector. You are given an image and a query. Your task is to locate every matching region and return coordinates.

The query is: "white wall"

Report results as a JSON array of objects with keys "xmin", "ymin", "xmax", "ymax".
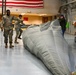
[
  {"xmin": 0, "ymin": 0, "xmax": 61, "ymax": 15},
  {"xmin": 23, "ymin": 16, "xmax": 42, "ymax": 25}
]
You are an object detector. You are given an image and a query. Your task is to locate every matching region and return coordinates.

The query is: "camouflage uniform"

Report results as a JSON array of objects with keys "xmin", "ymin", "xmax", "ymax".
[
  {"xmin": 2, "ymin": 15, "xmax": 16, "ymax": 48},
  {"xmin": 14, "ymin": 17, "xmax": 23, "ymax": 43}
]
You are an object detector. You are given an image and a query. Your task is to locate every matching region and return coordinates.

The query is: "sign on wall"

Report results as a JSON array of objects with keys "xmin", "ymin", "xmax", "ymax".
[
  {"xmin": 24, "ymin": 17, "xmax": 28, "ymax": 21},
  {"xmin": 0, "ymin": 0, "xmax": 43, "ymax": 8}
]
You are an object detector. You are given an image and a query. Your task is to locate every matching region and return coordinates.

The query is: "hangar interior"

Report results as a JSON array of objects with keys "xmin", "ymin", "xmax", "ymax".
[{"xmin": 0, "ymin": 0, "xmax": 76, "ymax": 75}]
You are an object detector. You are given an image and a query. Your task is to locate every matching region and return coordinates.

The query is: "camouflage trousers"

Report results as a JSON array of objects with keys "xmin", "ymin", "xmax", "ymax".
[
  {"xmin": 15, "ymin": 28, "xmax": 23, "ymax": 42},
  {"xmin": 3, "ymin": 29, "xmax": 13, "ymax": 44}
]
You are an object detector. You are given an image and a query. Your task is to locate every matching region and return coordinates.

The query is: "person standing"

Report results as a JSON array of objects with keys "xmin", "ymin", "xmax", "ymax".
[
  {"xmin": 1, "ymin": 9, "xmax": 16, "ymax": 48},
  {"xmin": 58, "ymin": 15, "xmax": 67, "ymax": 37},
  {"xmin": 14, "ymin": 15, "xmax": 23, "ymax": 44}
]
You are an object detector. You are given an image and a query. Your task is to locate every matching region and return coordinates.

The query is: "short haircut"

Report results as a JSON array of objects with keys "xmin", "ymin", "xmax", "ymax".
[
  {"xmin": 19, "ymin": 15, "xmax": 22, "ymax": 17},
  {"xmin": 6, "ymin": 9, "xmax": 10, "ymax": 12}
]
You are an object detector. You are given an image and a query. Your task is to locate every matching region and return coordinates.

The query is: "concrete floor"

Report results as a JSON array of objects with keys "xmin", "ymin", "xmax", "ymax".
[
  {"xmin": 0, "ymin": 30, "xmax": 51, "ymax": 75},
  {"xmin": 64, "ymin": 34, "xmax": 76, "ymax": 72},
  {"xmin": 0, "ymin": 30, "xmax": 76, "ymax": 75}
]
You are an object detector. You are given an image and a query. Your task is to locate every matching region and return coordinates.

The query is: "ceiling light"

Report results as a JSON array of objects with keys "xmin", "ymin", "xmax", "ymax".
[{"xmin": 21, "ymin": 13, "xmax": 25, "ymax": 15}]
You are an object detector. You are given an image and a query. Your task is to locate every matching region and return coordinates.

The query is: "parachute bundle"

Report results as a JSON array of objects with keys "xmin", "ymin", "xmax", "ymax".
[{"xmin": 22, "ymin": 19, "xmax": 74, "ymax": 75}]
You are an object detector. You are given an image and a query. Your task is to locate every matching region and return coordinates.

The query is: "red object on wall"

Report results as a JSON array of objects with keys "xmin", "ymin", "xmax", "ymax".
[
  {"xmin": 24, "ymin": 17, "xmax": 28, "ymax": 21},
  {"xmin": 0, "ymin": 0, "xmax": 43, "ymax": 8}
]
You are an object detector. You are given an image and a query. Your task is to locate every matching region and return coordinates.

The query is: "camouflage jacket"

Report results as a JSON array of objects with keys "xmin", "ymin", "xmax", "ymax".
[
  {"xmin": 2, "ymin": 15, "xmax": 17, "ymax": 30},
  {"xmin": 14, "ymin": 17, "xmax": 23, "ymax": 29}
]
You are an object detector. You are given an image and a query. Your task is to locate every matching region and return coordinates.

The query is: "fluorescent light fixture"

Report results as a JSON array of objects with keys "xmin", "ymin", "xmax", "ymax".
[
  {"xmin": 21, "ymin": 13, "xmax": 25, "ymax": 15},
  {"xmin": 39, "ymin": 14, "xmax": 47, "ymax": 16}
]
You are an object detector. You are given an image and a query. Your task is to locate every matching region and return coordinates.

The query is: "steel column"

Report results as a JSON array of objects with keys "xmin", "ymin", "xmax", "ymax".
[{"xmin": 2, "ymin": 0, "xmax": 6, "ymax": 16}]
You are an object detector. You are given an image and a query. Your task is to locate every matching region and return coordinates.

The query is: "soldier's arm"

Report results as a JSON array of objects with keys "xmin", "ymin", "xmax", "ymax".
[
  {"xmin": 0, "ymin": 17, "xmax": 4, "ymax": 31},
  {"xmin": 12, "ymin": 16, "xmax": 18, "ymax": 20},
  {"xmin": 1, "ymin": 17, "xmax": 5, "ymax": 27},
  {"xmin": 20, "ymin": 20, "xmax": 25, "ymax": 26}
]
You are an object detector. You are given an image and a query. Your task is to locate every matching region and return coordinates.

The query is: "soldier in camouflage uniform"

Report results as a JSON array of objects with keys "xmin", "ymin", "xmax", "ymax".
[
  {"xmin": 1, "ymin": 9, "xmax": 17, "ymax": 48},
  {"xmin": 14, "ymin": 15, "xmax": 23, "ymax": 44}
]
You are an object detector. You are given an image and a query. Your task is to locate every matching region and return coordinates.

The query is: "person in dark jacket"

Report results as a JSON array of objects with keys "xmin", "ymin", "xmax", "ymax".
[{"xmin": 58, "ymin": 15, "xmax": 67, "ymax": 37}]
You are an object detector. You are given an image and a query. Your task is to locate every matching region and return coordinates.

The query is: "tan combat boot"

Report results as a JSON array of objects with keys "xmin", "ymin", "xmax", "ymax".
[
  {"xmin": 15, "ymin": 41, "xmax": 19, "ymax": 44},
  {"xmin": 14, "ymin": 40, "xmax": 19, "ymax": 44},
  {"xmin": 5, "ymin": 43, "xmax": 8, "ymax": 48},
  {"xmin": 9, "ymin": 43, "xmax": 14, "ymax": 48},
  {"xmin": 15, "ymin": 37, "xmax": 19, "ymax": 44}
]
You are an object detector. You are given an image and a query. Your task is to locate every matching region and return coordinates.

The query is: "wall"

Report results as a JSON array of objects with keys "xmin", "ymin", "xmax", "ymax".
[
  {"xmin": 0, "ymin": 0, "xmax": 61, "ymax": 15},
  {"xmin": 23, "ymin": 16, "xmax": 42, "ymax": 25},
  {"xmin": 0, "ymin": 0, "xmax": 61, "ymax": 25},
  {"xmin": 23, "ymin": 15, "xmax": 54, "ymax": 25}
]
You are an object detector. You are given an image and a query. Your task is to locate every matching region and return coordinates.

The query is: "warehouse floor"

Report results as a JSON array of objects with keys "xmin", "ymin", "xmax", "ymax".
[{"xmin": 0, "ymin": 30, "xmax": 76, "ymax": 75}]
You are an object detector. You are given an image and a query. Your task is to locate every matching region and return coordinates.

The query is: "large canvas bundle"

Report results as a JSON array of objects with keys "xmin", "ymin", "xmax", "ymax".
[{"xmin": 22, "ymin": 19, "xmax": 71, "ymax": 75}]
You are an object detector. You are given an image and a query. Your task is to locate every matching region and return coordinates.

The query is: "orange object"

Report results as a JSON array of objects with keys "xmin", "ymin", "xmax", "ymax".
[{"xmin": 73, "ymin": 22, "xmax": 76, "ymax": 27}]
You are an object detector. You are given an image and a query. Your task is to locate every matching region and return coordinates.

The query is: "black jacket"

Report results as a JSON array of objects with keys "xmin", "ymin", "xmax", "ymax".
[{"xmin": 59, "ymin": 18, "xmax": 67, "ymax": 31}]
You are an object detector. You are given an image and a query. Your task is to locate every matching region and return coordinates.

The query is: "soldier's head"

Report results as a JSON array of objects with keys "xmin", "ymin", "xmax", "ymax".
[
  {"xmin": 19, "ymin": 15, "xmax": 22, "ymax": 19},
  {"xmin": 59, "ymin": 14, "xmax": 65, "ymax": 19},
  {"xmin": 6, "ymin": 9, "xmax": 10, "ymax": 16}
]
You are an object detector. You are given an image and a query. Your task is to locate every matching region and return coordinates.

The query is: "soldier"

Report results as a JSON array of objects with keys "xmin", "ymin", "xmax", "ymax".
[
  {"xmin": 14, "ymin": 15, "xmax": 23, "ymax": 44},
  {"xmin": 1, "ymin": 9, "xmax": 17, "ymax": 48}
]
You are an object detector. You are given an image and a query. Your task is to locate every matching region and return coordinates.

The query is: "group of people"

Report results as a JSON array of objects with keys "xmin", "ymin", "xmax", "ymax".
[
  {"xmin": 0, "ymin": 9, "xmax": 75, "ymax": 48},
  {"xmin": 0, "ymin": 11, "xmax": 67, "ymax": 48},
  {"xmin": 1, "ymin": 9, "xmax": 24, "ymax": 48}
]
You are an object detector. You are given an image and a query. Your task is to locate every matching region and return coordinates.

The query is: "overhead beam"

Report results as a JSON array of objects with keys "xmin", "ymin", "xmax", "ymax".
[
  {"xmin": 61, "ymin": 0, "xmax": 76, "ymax": 6},
  {"xmin": 2, "ymin": 0, "xmax": 6, "ymax": 16}
]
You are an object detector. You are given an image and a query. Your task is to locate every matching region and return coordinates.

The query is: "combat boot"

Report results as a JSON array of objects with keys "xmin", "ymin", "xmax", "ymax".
[
  {"xmin": 9, "ymin": 43, "xmax": 14, "ymax": 48},
  {"xmin": 14, "ymin": 38, "xmax": 19, "ymax": 44},
  {"xmin": 14, "ymin": 41, "xmax": 19, "ymax": 44},
  {"xmin": 5, "ymin": 43, "xmax": 8, "ymax": 48},
  {"xmin": 18, "ymin": 37, "xmax": 22, "ymax": 39}
]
